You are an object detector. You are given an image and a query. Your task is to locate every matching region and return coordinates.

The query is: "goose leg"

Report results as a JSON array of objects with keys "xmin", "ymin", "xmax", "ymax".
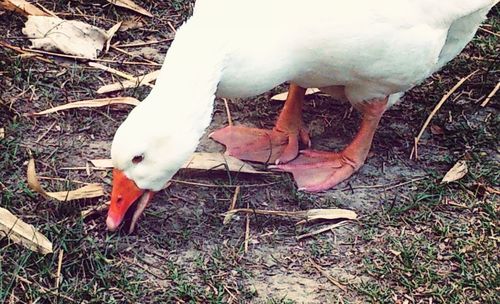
[
  {"xmin": 210, "ymin": 84, "xmax": 310, "ymax": 164},
  {"xmin": 271, "ymin": 98, "xmax": 388, "ymax": 192}
]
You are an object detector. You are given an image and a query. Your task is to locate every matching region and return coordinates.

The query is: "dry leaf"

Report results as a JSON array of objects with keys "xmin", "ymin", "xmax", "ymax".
[
  {"xmin": 441, "ymin": 160, "xmax": 468, "ymax": 184},
  {"xmin": 107, "ymin": 0, "xmax": 153, "ymax": 17},
  {"xmin": 89, "ymin": 62, "xmax": 138, "ymax": 82},
  {"xmin": 27, "ymin": 158, "xmax": 104, "ymax": 201},
  {"xmin": 97, "ymin": 70, "xmax": 159, "ymax": 94},
  {"xmin": 430, "ymin": 124, "xmax": 444, "ymax": 135},
  {"xmin": 0, "ymin": 207, "xmax": 53, "ymax": 254},
  {"xmin": 120, "ymin": 17, "xmax": 144, "ymax": 31},
  {"xmin": 0, "ymin": 0, "xmax": 49, "ymax": 16},
  {"xmin": 89, "ymin": 152, "xmax": 266, "ymax": 174},
  {"xmin": 90, "ymin": 159, "xmax": 113, "ymax": 168},
  {"xmin": 81, "ymin": 201, "xmax": 110, "ymax": 218},
  {"xmin": 30, "ymin": 97, "xmax": 140, "ymax": 115},
  {"xmin": 128, "ymin": 47, "xmax": 162, "ymax": 62},
  {"xmin": 0, "ymin": 127, "xmax": 4, "ymax": 139},
  {"xmin": 23, "ymin": 16, "xmax": 108, "ymax": 59},
  {"xmin": 271, "ymin": 88, "xmax": 321, "ymax": 101},
  {"xmin": 223, "ymin": 208, "xmax": 357, "ymax": 225},
  {"xmin": 182, "ymin": 152, "xmax": 266, "ymax": 174},
  {"xmin": 105, "ymin": 21, "xmax": 122, "ymax": 53}
]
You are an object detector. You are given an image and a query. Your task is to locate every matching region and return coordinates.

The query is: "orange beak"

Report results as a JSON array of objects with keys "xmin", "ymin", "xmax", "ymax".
[{"xmin": 107, "ymin": 169, "xmax": 151, "ymax": 232}]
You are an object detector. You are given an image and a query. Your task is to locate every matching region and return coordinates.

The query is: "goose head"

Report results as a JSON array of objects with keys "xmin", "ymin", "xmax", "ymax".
[{"xmin": 106, "ymin": 97, "xmax": 212, "ymax": 232}]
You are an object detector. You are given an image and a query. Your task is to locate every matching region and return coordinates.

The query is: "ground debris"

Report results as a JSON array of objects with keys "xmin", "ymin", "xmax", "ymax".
[
  {"xmin": 107, "ymin": 0, "xmax": 153, "ymax": 17},
  {"xmin": 29, "ymin": 97, "xmax": 140, "ymax": 116},
  {"xmin": 223, "ymin": 208, "xmax": 357, "ymax": 225},
  {"xmin": 0, "ymin": 207, "xmax": 53, "ymax": 254},
  {"xmin": 27, "ymin": 157, "xmax": 104, "ymax": 201},
  {"xmin": 22, "ymin": 16, "xmax": 109, "ymax": 59},
  {"xmin": 0, "ymin": 0, "xmax": 49, "ymax": 16},
  {"xmin": 441, "ymin": 160, "xmax": 468, "ymax": 184}
]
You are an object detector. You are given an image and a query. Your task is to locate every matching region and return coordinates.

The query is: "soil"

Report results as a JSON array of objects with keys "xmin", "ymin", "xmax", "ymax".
[{"xmin": 0, "ymin": 1, "xmax": 498, "ymax": 303}]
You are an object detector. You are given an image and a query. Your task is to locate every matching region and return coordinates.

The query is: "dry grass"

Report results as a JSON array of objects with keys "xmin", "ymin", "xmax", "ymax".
[{"xmin": 0, "ymin": 1, "xmax": 498, "ymax": 303}]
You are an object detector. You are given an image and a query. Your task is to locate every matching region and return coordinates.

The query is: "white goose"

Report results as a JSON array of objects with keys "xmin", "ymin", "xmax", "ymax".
[{"xmin": 106, "ymin": 0, "xmax": 498, "ymax": 231}]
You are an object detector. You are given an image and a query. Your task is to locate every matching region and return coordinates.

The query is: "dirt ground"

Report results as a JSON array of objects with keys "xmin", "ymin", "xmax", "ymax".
[{"xmin": 0, "ymin": 1, "xmax": 498, "ymax": 303}]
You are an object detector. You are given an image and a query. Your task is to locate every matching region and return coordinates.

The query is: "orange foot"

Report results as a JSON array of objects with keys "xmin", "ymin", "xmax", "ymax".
[
  {"xmin": 210, "ymin": 84, "xmax": 309, "ymax": 164},
  {"xmin": 270, "ymin": 150, "xmax": 360, "ymax": 191},
  {"xmin": 271, "ymin": 98, "xmax": 389, "ymax": 192},
  {"xmin": 210, "ymin": 124, "xmax": 310, "ymax": 164}
]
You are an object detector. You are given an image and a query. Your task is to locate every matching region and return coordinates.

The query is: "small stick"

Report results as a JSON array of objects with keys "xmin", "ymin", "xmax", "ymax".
[
  {"xmin": 340, "ymin": 176, "xmax": 428, "ymax": 192},
  {"xmin": 171, "ymin": 179, "xmax": 281, "ymax": 188},
  {"xmin": 116, "ymin": 38, "xmax": 173, "ymax": 48},
  {"xmin": 478, "ymin": 27, "xmax": 500, "ymax": 38},
  {"xmin": 244, "ymin": 201, "xmax": 250, "ymax": 253},
  {"xmin": 89, "ymin": 62, "xmax": 154, "ymax": 88},
  {"xmin": 16, "ymin": 275, "xmax": 75, "ymax": 302},
  {"xmin": 296, "ymin": 222, "xmax": 347, "ymax": 241},
  {"xmin": 60, "ymin": 167, "xmax": 109, "ymax": 171},
  {"xmin": 383, "ymin": 176, "xmax": 428, "ymax": 191},
  {"xmin": 222, "ymin": 284, "xmax": 237, "ymax": 302},
  {"xmin": 229, "ymin": 186, "xmax": 240, "ymax": 210},
  {"xmin": 0, "ymin": 41, "xmax": 52, "ymax": 63},
  {"xmin": 34, "ymin": 2, "xmax": 57, "ymax": 17},
  {"xmin": 55, "ymin": 249, "xmax": 64, "ymax": 289},
  {"xmin": 21, "ymin": 48, "xmax": 162, "ymax": 66},
  {"xmin": 309, "ymin": 259, "xmax": 347, "ymax": 291},
  {"xmin": 167, "ymin": 21, "xmax": 177, "ymax": 33},
  {"xmin": 110, "ymin": 45, "xmax": 158, "ymax": 65},
  {"xmin": 223, "ymin": 98, "xmax": 233, "ymax": 126},
  {"xmin": 37, "ymin": 176, "xmax": 88, "ymax": 184},
  {"xmin": 410, "ymin": 70, "xmax": 478, "ymax": 160},
  {"xmin": 81, "ymin": 202, "xmax": 110, "ymax": 218},
  {"xmin": 56, "ymin": 12, "xmax": 115, "ymax": 22},
  {"xmin": 224, "ymin": 208, "xmax": 356, "ymax": 225},
  {"xmin": 481, "ymin": 81, "xmax": 499, "ymax": 107},
  {"xmin": 35, "ymin": 121, "xmax": 57, "ymax": 143}
]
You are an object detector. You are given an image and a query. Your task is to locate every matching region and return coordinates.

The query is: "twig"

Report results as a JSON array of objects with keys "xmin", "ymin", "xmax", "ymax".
[
  {"xmin": 16, "ymin": 275, "xmax": 75, "ymax": 302},
  {"xmin": 481, "ymin": 81, "xmax": 499, "ymax": 107},
  {"xmin": 33, "ymin": 2, "xmax": 57, "ymax": 17},
  {"xmin": 222, "ymin": 98, "xmax": 233, "ymax": 126},
  {"xmin": 410, "ymin": 70, "xmax": 478, "ymax": 160},
  {"xmin": 56, "ymin": 12, "xmax": 115, "ymax": 22},
  {"xmin": 244, "ymin": 201, "xmax": 250, "ymax": 253},
  {"xmin": 35, "ymin": 121, "xmax": 57, "ymax": 143},
  {"xmin": 341, "ymin": 176, "xmax": 428, "ymax": 192},
  {"xmin": 309, "ymin": 259, "xmax": 347, "ymax": 291},
  {"xmin": 97, "ymin": 69, "xmax": 159, "ymax": 94},
  {"xmin": 116, "ymin": 38, "xmax": 173, "ymax": 48},
  {"xmin": 21, "ymin": 48, "xmax": 162, "ymax": 66},
  {"xmin": 171, "ymin": 179, "xmax": 281, "ymax": 188},
  {"xmin": 60, "ymin": 166, "xmax": 109, "ymax": 171},
  {"xmin": 167, "ymin": 21, "xmax": 177, "ymax": 33},
  {"xmin": 55, "ymin": 249, "xmax": 64, "ymax": 289},
  {"xmin": 105, "ymin": 22, "xmax": 122, "ymax": 53},
  {"xmin": 479, "ymin": 26, "xmax": 500, "ymax": 38},
  {"xmin": 110, "ymin": 45, "xmax": 158, "ymax": 65},
  {"xmin": 89, "ymin": 62, "xmax": 154, "ymax": 88},
  {"xmin": 37, "ymin": 176, "xmax": 88, "ymax": 184},
  {"xmin": 296, "ymin": 222, "xmax": 348, "ymax": 241},
  {"xmin": 81, "ymin": 201, "xmax": 110, "ymax": 218},
  {"xmin": 229, "ymin": 186, "xmax": 240, "ymax": 210},
  {"xmin": 0, "ymin": 41, "xmax": 52, "ymax": 63},
  {"xmin": 224, "ymin": 208, "xmax": 356, "ymax": 225}
]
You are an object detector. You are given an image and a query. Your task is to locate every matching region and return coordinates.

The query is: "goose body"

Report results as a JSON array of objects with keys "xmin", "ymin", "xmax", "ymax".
[{"xmin": 107, "ymin": 0, "xmax": 498, "ymax": 231}]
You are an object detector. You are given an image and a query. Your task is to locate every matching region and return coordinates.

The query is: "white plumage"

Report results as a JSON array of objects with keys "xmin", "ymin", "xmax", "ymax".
[{"xmin": 111, "ymin": 0, "xmax": 497, "ymax": 191}]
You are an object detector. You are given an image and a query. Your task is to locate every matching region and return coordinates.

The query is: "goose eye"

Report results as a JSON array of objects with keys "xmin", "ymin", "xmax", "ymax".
[{"xmin": 132, "ymin": 155, "xmax": 144, "ymax": 164}]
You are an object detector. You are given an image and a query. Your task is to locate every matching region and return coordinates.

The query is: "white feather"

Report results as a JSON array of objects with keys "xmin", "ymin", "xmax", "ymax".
[{"xmin": 112, "ymin": 0, "xmax": 497, "ymax": 190}]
